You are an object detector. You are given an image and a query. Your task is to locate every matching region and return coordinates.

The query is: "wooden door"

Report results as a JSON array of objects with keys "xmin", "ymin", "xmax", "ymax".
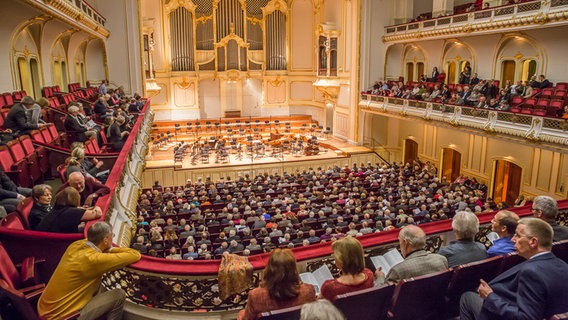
[
  {"xmin": 404, "ymin": 139, "xmax": 418, "ymax": 165},
  {"xmin": 441, "ymin": 148, "xmax": 461, "ymax": 183},
  {"xmin": 417, "ymin": 63, "xmax": 425, "ymax": 81},
  {"xmin": 501, "ymin": 60, "xmax": 516, "ymax": 87},
  {"xmin": 406, "ymin": 62, "xmax": 414, "ymax": 82},
  {"xmin": 447, "ymin": 62, "xmax": 456, "ymax": 84},
  {"xmin": 492, "ymin": 160, "xmax": 522, "ymax": 206}
]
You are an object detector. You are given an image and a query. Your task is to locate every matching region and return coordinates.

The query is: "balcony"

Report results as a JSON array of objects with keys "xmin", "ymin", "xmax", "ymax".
[
  {"xmin": 383, "ymin": 0, "xmax": 568, "ymax": 43},
  {"xmin": 23, "ymin": 0, "xmax": 109, "ymax": 37},
  {"xmin": 359, "ymin": 94, "xmax": 568, "ymax": 152}
]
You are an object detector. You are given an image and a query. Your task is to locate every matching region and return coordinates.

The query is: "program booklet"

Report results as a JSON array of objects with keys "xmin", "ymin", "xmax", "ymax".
[
  {"xmin": 299, "ymin": 264, "xmax": 334, "ymax": 295},
  {"xmin": 370, "ymin": 248, "xmax": 404, "ymax": 275}
]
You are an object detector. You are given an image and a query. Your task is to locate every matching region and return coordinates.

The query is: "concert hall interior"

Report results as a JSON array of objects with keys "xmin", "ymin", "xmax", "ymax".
[{"xmin": 1, "ymin": 0, "xmax": 568, "ymax": 319}]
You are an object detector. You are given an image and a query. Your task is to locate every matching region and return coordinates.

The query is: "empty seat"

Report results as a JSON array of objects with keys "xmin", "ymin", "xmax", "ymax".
[
  {"xmin": 0, "ymin": 145, "xmax": 32, "ymax": 188},
  {"xmin": 388, "ymin": 269, "xmax": 453, "ymax": 320},
  {"xmin": 535, "ymin": 99, "xmax": 550, "ymax": 109},
  {"xmin": 444, "ymin": 256, "xmax": 503, "ymax": 318},
  {"xmin": 20, "ymin": 135, "xmax": 49, "ymax": 176},
  {"xmin": 555, "ymin": 82, "xmax": 568, "ymax": 91},
  {"xmin": 523, "ymin": 97, "xmax": 536, "ymax": 108},
  {"xmin": 0, "ymin": 212, "xmax": 26, "ymax": 230},
  {"xmin": 334, "ymin": 283, "xmax": 395, "ymax": 320},
  {"xmin": 539, "ymin": 88, "xmax": 554, "ymax": 99},
  {"xmin": 16, "ymin": 197, "xmax": 33, "ymax": 230}
]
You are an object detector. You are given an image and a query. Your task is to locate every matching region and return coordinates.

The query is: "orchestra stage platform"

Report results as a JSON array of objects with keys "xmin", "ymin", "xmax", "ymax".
[
  {"xmin": 145, "ymin": 136, "xmax": 371, "ymax": 170},
  {"xmin": 141, "ymin": 116, "xmax": 379, "ymax": 188}
]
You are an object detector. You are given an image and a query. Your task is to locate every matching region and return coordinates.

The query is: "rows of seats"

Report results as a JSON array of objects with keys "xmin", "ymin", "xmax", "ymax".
[
  {"xmin": 0, "ymin": 91, "xmax": 26, "ymax": 110},
  {"xmin": 0, "ymin": 135, "xmax": 51, "ymax": 187},
  {"xmin": 259, "ymin": 242, "xmax": 568, "ymax": 320},
  {"xmin": 363, "ymin": 79, "xmax": 567, "ymax": 118}
]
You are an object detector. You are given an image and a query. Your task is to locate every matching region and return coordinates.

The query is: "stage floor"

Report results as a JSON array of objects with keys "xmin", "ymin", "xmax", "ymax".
[{"xmin": 146, "ymin": 137, "xmax": 371, "ymax": 169}]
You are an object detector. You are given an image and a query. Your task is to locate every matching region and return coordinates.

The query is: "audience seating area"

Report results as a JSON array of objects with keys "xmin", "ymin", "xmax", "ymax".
[{"xmin": 363, "ymin": 78, "xmax": 567, "ymax": 118}]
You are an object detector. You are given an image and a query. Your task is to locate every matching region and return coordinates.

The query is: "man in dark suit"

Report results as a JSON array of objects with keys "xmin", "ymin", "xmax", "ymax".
[
  {"xmin": 64, "ymin": 105, "xmax": 98, "ymax": 143},
  {"xmin": 460, "ymin": 218, "xmax": 568, "ymax": 320},
  {"xmin": 0, "ymin": 168, "xmax": 32, "ymax": 212},
  {"xmin": 4, "ymin": 96, "xmax": 47, "ymax": 134},
  {"xmin": 532, "ymin": 195, "xmax": 568, "ymax": 241}
]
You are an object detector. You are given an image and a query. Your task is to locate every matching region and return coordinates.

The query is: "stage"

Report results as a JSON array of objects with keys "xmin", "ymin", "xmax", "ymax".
[{"xmin": 145, "ymin": 136, "xmax": 370, "ymax": 170}]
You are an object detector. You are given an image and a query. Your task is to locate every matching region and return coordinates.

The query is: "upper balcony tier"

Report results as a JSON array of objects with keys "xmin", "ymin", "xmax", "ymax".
[
  {"xmin": 359, "ymin": 94, "xmax": 568, "ymax": 153},
  {"xmin": 383, "ymin": 0, "xmax": 568, "ymax": 43},
  {"xmin": 23, "ymin": 0, "xmax": 109, "ymax": 38}
]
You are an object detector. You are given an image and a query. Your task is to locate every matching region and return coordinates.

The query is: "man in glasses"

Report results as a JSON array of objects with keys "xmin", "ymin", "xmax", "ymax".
[
  {"xmin": 531, "ymin": 195, "xmax": 568, "ymax": 242},
  {"xmin": 460, "ymin": 218, "xmax": 568, "ymax": 320}
]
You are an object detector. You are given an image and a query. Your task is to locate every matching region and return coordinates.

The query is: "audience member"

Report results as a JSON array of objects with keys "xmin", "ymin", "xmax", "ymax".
[
  {"xmin": 38, "ymin": 222, "xmax": 141, "ymax": 320},
  {"xmin": 532, "ymin": 195, "xmax": 568, "ymax": 241},
  {"xmin": 487, "ymin": 210, "xmax": 519, "ymax": 257},
  {"xmin": 438, "ymin": 211, "xmax": 487, "ymax": 268},
  {"xmin": 4, "ymin": 96, "xmax": 47, "ymax": 134},
  {"xmin": 238, "ymin": 249, "xmax": 316, "ymax": 320},
  {"xmin": 60, "ymin": 172, "xmax": 110, "ymax": 207},
  {"xmin": 36, "ymin": 187, "xmax": 102, "ymax": 233},
  {"xmin": 64, "ymin": 105, "xmax": 98, "ymax": 143},
  {"xmin": 460, "ymin": 218, "xmax": 568, "ymax": 320},
  {"xmin": 375, "ymin": 225, "xmax": 447, "ymax": 285},
  {"xmin": 28, "ymin": 184, "xmax": 52, "ymax": 230},
  {"xmin": 300, "ymin": 299, "xmax": 345, "ymax": 320},
  {"xmin": 320, "ymin": 236, "xmax": 374, "ymax": 301},
  {"xmin": 0, "ymin": 168, "xmax": 32, "ymax": 212}
]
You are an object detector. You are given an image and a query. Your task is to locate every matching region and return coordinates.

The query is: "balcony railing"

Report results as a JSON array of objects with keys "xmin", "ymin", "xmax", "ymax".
[
  {"xmin": 383, "ymin": 0, "xmax": 568, "ymax": 42},
  {"xmin": 71, "ymin": 0, "xmax": 106, "ymax": 26},
  {"xmin": 359, "ymin": 94, "xmax": 568, "ymax": 149}
]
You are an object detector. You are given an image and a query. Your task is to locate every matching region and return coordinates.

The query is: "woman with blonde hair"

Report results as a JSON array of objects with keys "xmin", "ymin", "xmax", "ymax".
[
  {"xmin": 320, "ymin": 236, "xmax": 374, "ymax": 301},
  {"xmin": 239, "ymin": 249, "xmax": 316, "ymax": 320}
]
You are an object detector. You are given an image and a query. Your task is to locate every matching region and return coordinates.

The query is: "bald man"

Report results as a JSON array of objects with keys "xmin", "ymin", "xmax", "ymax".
[
  {"xmin": 58, "ymin": 172, "xmax": 110, "ymax": 207},
  {"xmin": 375, "ymin": 225, "xmax": 448, "ymax": 285}
]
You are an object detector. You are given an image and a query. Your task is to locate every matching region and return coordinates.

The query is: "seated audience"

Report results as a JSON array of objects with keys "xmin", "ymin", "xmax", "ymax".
[
  {"xmin": 38, "ymin": 222, "xmax": 141, "ymax": 320},
  {"xmin": 4, "ymin": 96, "xmax": 47, "ymax": 134},
  {"xmin": 375, "ymin": 225, "xmax": 447, "ymax": 285},
  {"xmin": 64, "ymin": 105, "xmax": 98, "ymax": 143},
  {"xmin": 28, "ymin": 184, "xmax": 53, "ymax": 230},
  {"xmin": 438, "ymin": 211, "xmax": 487, "ymax": 268},
  {"xmin": 531, "ymin": 195, "xmax": 568, "ymax": 241},
  {"xmin": 65, "ymin": 146, "xmax": 106, "ymax": 183},
  {"xmin": 36, "ymin": 187, "xmax": 103, "ymax": 233},
  {"xmin": 238, "ymin": 249, "xmax": 316, "ymax": 320},
  {"xmin": 106, "ymin": 116, "xmax": 129, "ymax": 151},
  {"xmin": 300, "ymin": 299, "xmax": 345, "ymax": 320},
  {"xmin": 460, "ymin": 218, "xmax": 568, "ymax": 320},
  {"xmin": 487, "ymin": 210, "xmax": 519, "ymax": 257},
  {"xmin": 0, "ymin": 168, "xmax": 32, "ymax": 212},
  {"xmin": 320, "ymin": 236, "xmax": 374, "ymax": 301},
  {"xmin": 59, "ymin": 172, "xmax": 110, "ymax": 207}
]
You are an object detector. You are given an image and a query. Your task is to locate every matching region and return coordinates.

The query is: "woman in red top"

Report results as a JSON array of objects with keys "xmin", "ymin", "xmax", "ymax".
[
  {"xmin": 239, "ymin": 249, "xmax": 316, "ymax": 320},
  {"xmin": 320, "ymin": 236, "xmax": 374, "ymax": 301}
]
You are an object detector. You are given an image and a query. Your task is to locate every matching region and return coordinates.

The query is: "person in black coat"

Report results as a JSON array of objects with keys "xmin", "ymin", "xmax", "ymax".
[
  {"xmin": 36, "ymin": 187, "xmax": 102, "ymax": 234},
  {"xmin": 64, "ymin": 105, "xmax": 98, "ymax": 143},
  {"xmin": 105, "ymin": 116, "xmax": 129, "ymax": 151},
  {"xmin": 28, "ymin": 184, "xmax": 52, "ymax": 230},
  {"xmin": 4, "ymin": 96, "xmax": 47, "ymax": 134},
  {"xmin": 0, "ymin": 169, "xmax": 31, "ymax": 212}
]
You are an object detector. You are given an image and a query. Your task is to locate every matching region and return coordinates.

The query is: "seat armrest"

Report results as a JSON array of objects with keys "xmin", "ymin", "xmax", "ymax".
[{"xmin": 22, "ymin": 286, "xmax": 44, "ymax": 300}]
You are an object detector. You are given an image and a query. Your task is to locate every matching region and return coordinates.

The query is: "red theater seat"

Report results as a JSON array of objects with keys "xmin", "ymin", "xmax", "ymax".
[
  {"xmin": 334, "ymin": 283, "xmax": 395, "ymax": 320},
  {"xmin": 388, "ymin": 269, "xmax": 453, "ymax": 320},
  {"xmin": 0, "ymin": 145, "xmax": 32, "ymax": 188},
  {"xmin": 257, "ymin": 304, "xmax": 303, "ymax": 320},
  {"xmin": 6, "ymin": 140, "xmax": 41, "ymax": 186},
  {"xmin": 19, "ymin": 136, "xmax": 49, "ymax": 176}
]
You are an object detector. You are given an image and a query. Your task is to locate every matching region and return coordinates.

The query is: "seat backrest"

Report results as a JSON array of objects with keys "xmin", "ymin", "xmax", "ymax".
[
  {"xmin": 30, "ymin": 130, "xmax": 45, "ymax": 143},
  {"xmin": 0, "ymin": 145, "xmax": 15, "ymax": 172},
  {"xmin": 0, "ymin": 242, "xmax": 22, "ymax": 289},
  {"xmin": 16, "ymin": 197, "xmax": 34, "ymax": 230},
  {"xmin": 334, "ymin": 283, "xmax": 395, "ymax": 320},
  {"xmin": 444, "ymin": 255, "xmax": 503, "ymax": 317},
  {"xmin": 6, "ymin": 139, "xmax": 26, "ymax": 162},
  {"xmin": 40, "ymin": 126, "xmax": 53, "ymax": 143},
  {"xmin": 18, "ymin": 136, "xmax": 35, "ymax": 155},
  {"xmin": 499, "ymin": 252, "xmax": 526, "ymax": 273},
  {"xmin": 57, "ymin": 163, "xmax": 68, "ymax": 184},
  {"xmin": 388, "ymin": 269, "xmax": 453, "ymax": 320},
  {"xmin": 0, "ymin": 279, "xmax": 40, "ymax": 320},
  {"xmin": 257, "ymin": 304, "xmax": 303, "ymax": 320},
  {"xmin": 552, "ymin": 239, "xmax": 568, "ymax": 264},
  {"xmin": 48, "ymin": 123, "xmax": 60, "ymax": 141},
  {"xmin": 0, "ymin": 212, "xmax": 25, "ymax": 231}
]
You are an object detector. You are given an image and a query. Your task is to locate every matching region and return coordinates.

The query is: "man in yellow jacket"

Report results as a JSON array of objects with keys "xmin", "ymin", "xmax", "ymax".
[{"xmin": 38, "ymin": 221, "xmax": 141, "ymax": 320}]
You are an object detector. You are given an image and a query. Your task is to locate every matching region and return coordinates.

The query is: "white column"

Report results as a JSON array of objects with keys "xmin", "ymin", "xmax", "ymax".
[
  {"xmin": 432, "ymin": 0, "xmax": 454, "ymax": 18},
  {"xmin": 393, "ymin": 0, "xmax": 414, "ymax": 24}
]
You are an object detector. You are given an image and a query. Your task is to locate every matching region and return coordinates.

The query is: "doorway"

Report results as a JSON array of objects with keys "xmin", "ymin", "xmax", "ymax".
[
  {"xmin": 447, "ymin": 61, "xmax": 456, "ymax": 84},
  {"xmin": 406, "ymin": 62, "xmax": 414, "ymax": 82},
  {"xmin": 441, "ymin": 148, "xmax": 461, "ymax": 183},
  {"xmin": 492, "ymin": 160, "xmax": 522, "ymax": 206},
  {"xmin": 501, "ymin": 60, "xmax": 515, "ymax": 86},
  {"xmin": 403, "ymin": 139, "xmax": 418, "ymax": 165}
]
